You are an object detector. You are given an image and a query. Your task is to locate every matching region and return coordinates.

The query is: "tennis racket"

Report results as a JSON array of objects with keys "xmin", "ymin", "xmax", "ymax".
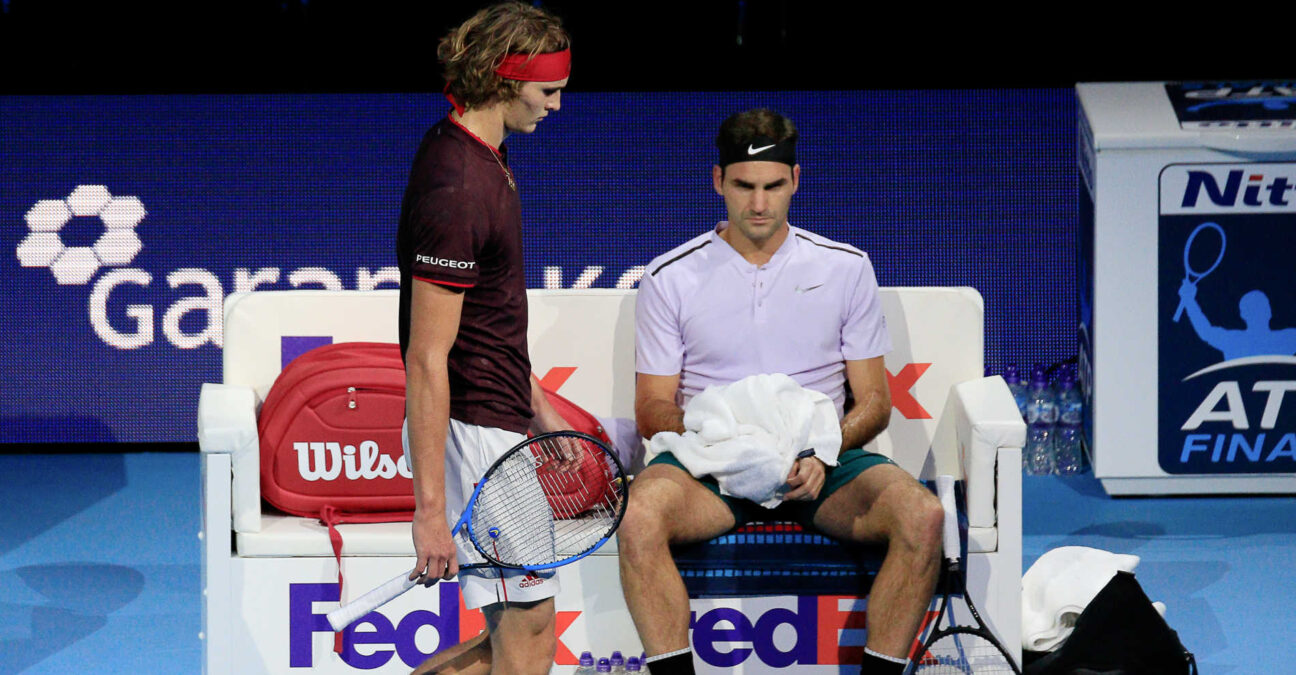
[
  {"xmin": 327, "ymin": 430, "xmax": 627, "ymax": 631},
  {"xmin": 907, "ymin": 475, "xmax": 1020, "ymax": 674},
  {"xmin": 1173, "ymin": 221, "xmax": 1226, "ymax": 322}
]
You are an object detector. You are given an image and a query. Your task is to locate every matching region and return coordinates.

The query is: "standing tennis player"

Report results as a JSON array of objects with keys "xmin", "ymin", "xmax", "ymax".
[
  {"xmin": 619, "ymin": 108, "xmax": 945, "ymax": 675},
  {"xmin": 397, "ymin": 3, "xmax": 572, "ymax": 673}
]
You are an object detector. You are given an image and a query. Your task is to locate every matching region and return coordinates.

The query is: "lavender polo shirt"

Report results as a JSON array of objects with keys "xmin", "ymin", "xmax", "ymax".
[{"xmin": 636, "ymin": 223, "xmax": 892, "ymax": 418}]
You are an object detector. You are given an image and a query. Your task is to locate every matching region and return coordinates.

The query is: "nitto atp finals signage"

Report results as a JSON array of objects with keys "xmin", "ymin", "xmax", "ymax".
[{"xmin": 1159, "ymin": 163, "xmax": 1296, "ymax": 473}]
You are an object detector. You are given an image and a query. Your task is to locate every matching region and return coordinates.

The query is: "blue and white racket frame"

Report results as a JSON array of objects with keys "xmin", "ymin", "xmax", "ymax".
[{"xmin": 327, "ymin": 430, "xmax": 628, "ymax": 631}]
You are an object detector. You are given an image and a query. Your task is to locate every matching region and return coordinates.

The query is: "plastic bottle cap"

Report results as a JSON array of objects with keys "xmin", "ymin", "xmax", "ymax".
[{"xmin": 579, "ymin": 651, "xmax": 594, "ymax": 666}]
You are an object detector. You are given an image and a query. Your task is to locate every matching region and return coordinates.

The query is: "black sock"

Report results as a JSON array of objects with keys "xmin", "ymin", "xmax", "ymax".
[
  {"xmin": 859, "ymin": 648, "xmax": 907, "ymax": 675},
  {"xmin": 645, "ymin": 650, "xmax": 695, "ymax": 675}
]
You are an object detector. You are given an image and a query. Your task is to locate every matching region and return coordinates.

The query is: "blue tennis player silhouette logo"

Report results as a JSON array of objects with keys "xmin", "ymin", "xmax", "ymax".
[{"xmin": 1174, "ymin": 221, "xmax": 1296, "ymax": 360}]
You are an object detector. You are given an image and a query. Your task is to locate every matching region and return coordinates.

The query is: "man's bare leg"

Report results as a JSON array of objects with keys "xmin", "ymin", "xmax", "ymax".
[
  {"xmin": 410, "ymin": 629, "xmax": 490, "ymax": 675},
  {"xmin": 483, "ymin": 598, "xmax": 556, "ymax": 675},
  {"xmin": 813, "ymin": 464, "xmax": 944, "ymax": 659},
  {"xmin": 616, "ymin": 464, "xmax": 735, "ymax": 656}
]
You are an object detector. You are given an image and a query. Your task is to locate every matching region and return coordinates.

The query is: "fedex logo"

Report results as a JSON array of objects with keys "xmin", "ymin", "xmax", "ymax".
[
  {"xmin": 887, "ymin": 363, "xmax": 932, "ymax": 420},
  {"xmin": 288, "ymin": 584, "xmax": 924, "ymax": 670},
  {"xmin": 689, "ymin": 596, "xmax": 872, "ymax": 667},
  {"xmin": 288, "ymin": 582, "xmax": 585, "ymax": 670},
  {"xmin": 689, "ymin": 597, "xmax": 942, "ymax": 668},
  {"xmin": 544, "ymin": 362, "xmax": 934, "ymax": 421},
  {"xmin": 547, "ymin": 362, "xmax": 934, "ymax": 421},
  {"xmin": 288, "ymin": 581, "xmax": 481, "ymax": 670}
]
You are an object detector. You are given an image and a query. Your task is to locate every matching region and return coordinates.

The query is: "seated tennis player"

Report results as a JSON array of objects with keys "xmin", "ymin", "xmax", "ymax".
[{"xmin": 618, "ymin": 108, "xmax": 946, "ymax": 675}]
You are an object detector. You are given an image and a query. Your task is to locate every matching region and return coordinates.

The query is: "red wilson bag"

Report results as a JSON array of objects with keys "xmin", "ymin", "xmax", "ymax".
[
  {"xmin": 257, "ymin": 341, "xmax": 409, "ymax": 650},
  {"xmin": 258, "ymin": 341, "xmax": 413, "ymax": 519}
]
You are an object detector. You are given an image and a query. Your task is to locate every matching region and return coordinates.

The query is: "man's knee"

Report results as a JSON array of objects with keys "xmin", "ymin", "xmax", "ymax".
[
  {"xmin": 617, "ymin": 481, "xmax": 673, "ymax": 556},
  {"xmin": 888, "ymin": 484, "xmax": 944, "ymax": 558}
]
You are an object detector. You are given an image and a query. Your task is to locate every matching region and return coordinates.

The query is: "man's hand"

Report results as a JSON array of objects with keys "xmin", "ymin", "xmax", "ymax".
[
  {"xmin": 410, "ymin": 507, "xmax": 458, "ymax": 586},
  {"xmin": 782, "ymin": 455, "xmax": 826, "ymax": 501},
  {"xmin": 1179, "ymin": 279, "xmax": 1198, "ymax": 302},
  {"xmin": 536, "ymin": 433, "xmax": 585, "ymax": 474}
]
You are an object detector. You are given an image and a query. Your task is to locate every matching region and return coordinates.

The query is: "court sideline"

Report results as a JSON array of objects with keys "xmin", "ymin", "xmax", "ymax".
[{"xmin": 1, "ymin": 451, "xmax": 1291, "ymax": 672}]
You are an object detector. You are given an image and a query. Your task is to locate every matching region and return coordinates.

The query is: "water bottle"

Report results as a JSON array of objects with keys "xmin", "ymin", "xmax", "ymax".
[
  {"xmin": 1054, "ymin": 368, "xmax": 1085, "ymax": 475},
  {"xmin": 575, "ymin": 652, "xmax": 596, "ymax": 675},
  {"xmin": 626, "ymin": 656, "xmax": 643, "ymax": 672},
  {"xmin": 596, "ymin": 657, "xmax": 612, "ymax": 673},
  {"xmin": 1004, "ymin": 363, "xmax": 1028, "ymax": 420},
  {"xmin": 610, "ymin": 651, "xmax": 626, "ymax": 674},
  {"xmin": 1024, "ymin": 366, "xmax": 1058, "ymax": 475}
]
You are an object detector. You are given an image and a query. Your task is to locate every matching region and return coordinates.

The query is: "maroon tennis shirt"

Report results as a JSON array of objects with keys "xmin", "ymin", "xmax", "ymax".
[{"xmin": 397, "ymin": 116, "xmax": 532, "ymax": 434}]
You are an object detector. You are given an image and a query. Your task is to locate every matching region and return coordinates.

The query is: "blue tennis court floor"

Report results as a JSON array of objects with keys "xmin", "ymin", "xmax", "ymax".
[{"xmin": 2, "ymin": 452, "xmax": 1293, "ymax": 673}]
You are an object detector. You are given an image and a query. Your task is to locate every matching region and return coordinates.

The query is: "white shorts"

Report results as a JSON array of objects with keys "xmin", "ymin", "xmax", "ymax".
[{"xmin": 402, "ymin": 417, "xmax": 560, "ymax": 610}]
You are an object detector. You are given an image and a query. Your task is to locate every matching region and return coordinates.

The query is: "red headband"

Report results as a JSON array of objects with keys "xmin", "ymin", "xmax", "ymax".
[{"xmin": 494, "ymin": 48, "xmax": 571, "ymax": 82}]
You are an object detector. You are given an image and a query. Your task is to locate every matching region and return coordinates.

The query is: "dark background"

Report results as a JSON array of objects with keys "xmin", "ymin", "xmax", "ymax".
[
  {"xmin": 2, "ymin": 1, "xmax": 1285, "ymax": 451},
  {"xmin": 0, "ymin": 1, "xmax": 1281, "ymax": 94}
]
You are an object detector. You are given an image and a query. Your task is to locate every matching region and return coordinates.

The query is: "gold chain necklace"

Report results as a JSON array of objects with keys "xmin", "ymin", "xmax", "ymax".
[
  {"xmin": 448, "ymin": 113, "xmax": 516, "ymax": 191},
  {"xmin": 490, "ymin": 149, "xmax": 516, "ymax": 191}
]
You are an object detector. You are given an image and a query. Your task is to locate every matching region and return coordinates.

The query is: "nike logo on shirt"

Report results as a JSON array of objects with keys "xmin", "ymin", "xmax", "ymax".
[{"xmin": 795, "ymin": 283, "xmax": 824, "ymax": 293}]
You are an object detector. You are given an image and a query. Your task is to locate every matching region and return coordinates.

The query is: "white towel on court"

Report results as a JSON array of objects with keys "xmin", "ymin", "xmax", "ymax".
[
  {"xmin": 648, "ymin": 373, "xmax": 842, "ymax": 508},
  {"xmin": 1021, "ymin": 546, "xmax": 1166, "ymax": 652}
]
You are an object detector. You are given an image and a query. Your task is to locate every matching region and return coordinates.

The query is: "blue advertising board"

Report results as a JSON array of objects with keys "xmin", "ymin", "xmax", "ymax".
[
  {"xmin": 1159, "ymin": 163, "xmax": 1296, "ymax": 474},
  {"xmin": 1, "ymin": 90, "xmax": 1076, "ymax": 444}
]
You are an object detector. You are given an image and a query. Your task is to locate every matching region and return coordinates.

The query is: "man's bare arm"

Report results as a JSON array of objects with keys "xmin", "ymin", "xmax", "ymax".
[
  {"xmin": 529, "ymin": 373, "xmax": 573, "ymax": 435},
  {"xmin": 406, "ymin": 280, "xmax": 464, "ymax": 582},
  {"xmin": 635, "ymin": 372, "xmax": 686, "ymax": 439},
  {"xmin": 840, "ymin": 356, "xmax": 891, "ymax": 451}
]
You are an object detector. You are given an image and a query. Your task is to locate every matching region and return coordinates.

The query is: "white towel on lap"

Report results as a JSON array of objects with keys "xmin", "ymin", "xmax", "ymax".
[
  {"xmin": 1021, "ymin": 546, "xmax": 1166, "ymax": 653},
  {"xmin": 649, "ymin": 373, "xmax": 842, "ymax": 508}
]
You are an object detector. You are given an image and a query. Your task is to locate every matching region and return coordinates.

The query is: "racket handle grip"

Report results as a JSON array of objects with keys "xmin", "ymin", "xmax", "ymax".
[
  {"xmin": 1173, "ymin": 299, "xmax": 1186, "ymax": 323},
  {"xmin": 326, "ymin": 571, "xmax": 420, "ymax": 632},
  {"xmin": 936, "ymin": 475, "xmax": 959, "ymax": 563}
]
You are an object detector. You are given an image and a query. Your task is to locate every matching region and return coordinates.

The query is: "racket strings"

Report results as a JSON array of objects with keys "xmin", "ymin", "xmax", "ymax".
[
  {"xmin": 912, "ymin": 631, "xmax": 1016, "ymax": 674},
  {"xmin": 471, "ymin": 450, "xmax": 558, "ymax": 565},
  {"xmin": 469, "ymin": 434, "xmax": 626, "ymax": 567},
  {"xmin": 532, "ymin": 438, "xmax": 602, "ymax": 518},
  {"xmin": 532, "ymin": 438, "xmax": 623, "ymax": 517},
  {"xmin": 529, "ymin": 437, "xmax": 626, "ymax": 555}
]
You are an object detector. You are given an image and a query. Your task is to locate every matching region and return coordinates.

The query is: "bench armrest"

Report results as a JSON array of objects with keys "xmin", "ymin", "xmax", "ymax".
[
  {"xmin": 945, "ymin": 375, "xmax": 1026, "ymax": 529},
  {"xmin": 197, "ymin": 382, "xmax": 262, "ymax": 533}
]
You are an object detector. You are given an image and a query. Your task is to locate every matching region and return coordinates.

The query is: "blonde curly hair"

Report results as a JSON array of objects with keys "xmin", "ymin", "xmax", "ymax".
[{"xmin": 438, "ymin": 2, "xmax": 570, "ymax": 111}]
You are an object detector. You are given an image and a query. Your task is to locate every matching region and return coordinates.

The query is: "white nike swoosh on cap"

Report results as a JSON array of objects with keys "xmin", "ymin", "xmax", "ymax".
[{"xmin": 747, "ymin": 143, "xmax": 776, "ymax": 155}]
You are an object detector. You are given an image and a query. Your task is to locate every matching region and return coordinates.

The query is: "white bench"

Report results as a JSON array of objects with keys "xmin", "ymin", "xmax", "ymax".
[{"xmin": 198, "ymin": 288, "xmax": 1023, "ymax": 673}]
